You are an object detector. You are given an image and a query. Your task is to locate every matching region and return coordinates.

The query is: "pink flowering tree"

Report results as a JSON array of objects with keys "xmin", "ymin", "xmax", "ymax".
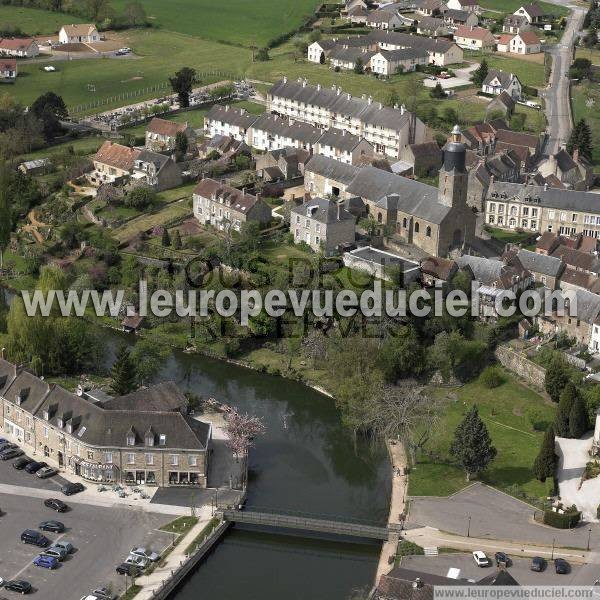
[{"xmin": 224, "ymin": 409, "xmax": 266, "ymax": 460}]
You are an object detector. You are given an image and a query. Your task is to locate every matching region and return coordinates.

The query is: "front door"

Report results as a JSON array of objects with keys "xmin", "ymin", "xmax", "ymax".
[
  {"xmin": 136, "ymin": 471, "xmax": 145, "ymax": 485},
  {"xmin": 58, "ymin": 452, "xmax": 64, "ymax": 467}
]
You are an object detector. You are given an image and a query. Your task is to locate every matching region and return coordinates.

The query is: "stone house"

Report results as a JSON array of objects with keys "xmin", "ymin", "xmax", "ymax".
[
  {"xmin": 328, "ymin": 46, "xmax": 376, "ymax": 71},
  {"xmin": 420, "ymin": 256, "xmax": 458, "ymax": 286},
  {"xmin": 482, "ymin": 70, "xmax": 522, "ymax": 99},
  {"xmin": 255, "ymin": 147, "xmax": 310, "ymax": 181},
  {"xmin": 0, "ymin": 362, "xmax": 212, "ymax": 488},
  {"xmin": 145, "ymin": 117, "xmax": 196, "ymax": 154},
  {"xmin": 304, "ymin": 154, "xmax": 361, "ymax": 197},
  {"xmin": 307, "ymin": 39, "xmax": 338, "ymax": 63},
  {"xmin": 466, "ymin": 151, "xmax": 520, "ymax": 211},
  {"xmin": 0, "ymin": 38, "xmax": 39, "ymax": 58},
  {"xmin": 58, "ymin": 24, "xmax": 99, "ymax": 44},
  {"xmin": 454, "ymin": 25, "xmax": 496, "ymax": 50},
  {"xmin": 494, "ymin": 129, "xmax": 541, "ymax": 169},
  {"xmin": 131, "ymin": 150, "xmax": 182, "ymax": 192},
  {"xmin": 537, "ymin": 149, "xmax": 594, "ymax": 191},
  {"xmin": 314, "ymin": 128, "xmax": 374, "ymax": 165},
  {"xmin": 509, "ymin": 247, "xmax": 564, "ymax": 288},
  {"xmin": 193, "ymin": 178, "xmax": 272, "ymax": 231},
  {"xmin": 416, "ymin": 16, "xmax": 449, "ymax": 36},
  {"xmin": 89, "ymin": 141, "xmax": 140, "ymax": 186},
  {"xmin": 443, "ymin": 9, "xmax": 479, "ymax": 28},
  {"xmin": 487, "ymin": 91, "xmax": 516, "ymax": 117},
  {"xmin": 290, "ymin": 197, "xmax": 356, "ymax": 254},
  {"xmin": 370, "ymin": 48, "xmax": 429, "ymax": 75},
  {"xmin": 399, "ymin": 140, "xmax": 442, "ymax": 176}
]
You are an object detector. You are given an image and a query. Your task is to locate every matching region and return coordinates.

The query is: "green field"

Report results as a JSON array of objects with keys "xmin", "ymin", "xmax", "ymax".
[
  {"xmin": 464, "ymin": 50, "xmax": 546, "ymax": 88},
  {"xmin": 408, "ymin": 372, "xmax": 556, "ymax": 499},
  {"xmin": 571, "ymin": 82, "xmax": 600, "ymax": 168},
  {"xmin": 479, "ymin": 0, "xmax": 568, "ymax": 17},
  {"xmin": 111, "ymin": 0, "xmax": 320, "ymax": 47},
  {"xmin": 0, "ymin": 5, "xmax": 84, "ymax": 35}
]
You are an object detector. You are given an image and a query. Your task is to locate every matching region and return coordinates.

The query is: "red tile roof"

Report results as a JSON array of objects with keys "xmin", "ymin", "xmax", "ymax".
[
  {"xmin": 94, "ymin": 141, "xmax": 140, "ymax": 171},
  {"xmin": 0, "ymin": 38, "xmax": 36, "ymax": 51},
  {"xmin": 0, "ymin": 58, "xmax": 16, "ymax": 72},
  {"xmin": 517, "ymin": 30, "xmax": 540, "ymax": 44},
  {"xmin": 146, "ymin": 117, "xmax": 188, "ymax": 138},
  {"xmin": 455, "ymin": 25, "xmax": 494, "ymax": 41}
]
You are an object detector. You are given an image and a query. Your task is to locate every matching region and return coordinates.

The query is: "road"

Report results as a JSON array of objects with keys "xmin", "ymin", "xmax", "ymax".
[{"xmin": 542, "ymin": 2, "xmax": 587, "ymax": 156}]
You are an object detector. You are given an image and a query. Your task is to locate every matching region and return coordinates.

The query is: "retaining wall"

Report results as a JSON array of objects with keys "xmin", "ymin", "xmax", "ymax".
[{"xmin": 494, "ymin": 344, "xmax": 546, "ymax": 390}]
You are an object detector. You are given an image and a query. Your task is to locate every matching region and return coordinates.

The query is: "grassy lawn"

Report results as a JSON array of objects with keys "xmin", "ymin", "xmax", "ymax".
[
  {"xmin": 485, "ymin": 226, "xmax": 536, "ymax": 244},
  {"xmin": 0, "ymin": 5, "xmax": 84, "ymax": 35},
  {"xmin": 479, "ymin": 0, "xmax": 568, "ymax": 17},
  {"xmin": 159, "ymin": 515, "xmax": 199, "ymax": 535},
  {"xmin": 408, "ymin": 372, "xmax": 556, "ymax": 500},
  {"xmin": 464, "ymin": 50, "xmax": 546, "ymax": 87},
  {"xmin": 571, "ymin": 82, "xmax": 600, "ymax": 168},
  {"xmin": 576, "ymin": 47, "xmax": 600, "ymax": 66}
]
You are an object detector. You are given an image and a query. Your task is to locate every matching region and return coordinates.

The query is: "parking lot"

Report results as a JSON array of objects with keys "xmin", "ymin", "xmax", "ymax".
[
  {"xmin": 0, "ymin": 461, "xmax": 173, "ymax": 599},
  {"xmin": 400, "ymin": 553, "xmax": 600, "ymax": 586}
]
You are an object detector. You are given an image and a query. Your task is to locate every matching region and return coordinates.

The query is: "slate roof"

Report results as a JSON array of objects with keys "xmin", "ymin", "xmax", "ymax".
[
  {"xmin": 147, "ymin": 117, "xmax": 189, "ymax": 137},
  {"xmin": 560, "ymin": 267, "xmax": 594, "ymax": 290},
  {"xmin": 517, "ymin": 248, "xmax": 563, "ymax": 277},
  {"xmin": 518, "ymin": 3, "xmax": 545, "ymax": 18},
  {"xmin": 487, "ymin": 181, "xmax": 600, "ymax": 214},
  {"xmin": 376, "ymin": 567, "xmax": 463, "ymax": 600},
  {"xmin": 504, "ymin": 14, "xmax": 529, "ymax": 26},
  {"xmin": 94, "ymin": 141, "xmax": 140, "ymax": 171},
  {"xmin": 305, "ymin": 154, "xmax": 361, "ymax": 185},
  {"xmin": 205, "ymin": 105, "xmax": 259, "ymax": 130},
  {"xmin": 329, "ymin": 45, "xmax": 376, "ymax": 63},
  {"xmin": 495, "ymin": 129, "xmax": 539, "ymax": 150},
  {"xmin": 553, "ymin": 148, "xmax": 578, "ymax": 172},
  {"xmin": 477, "ymin": 570, "xmax": 520, "ymax": 586},
  {"xmin": 367, "ymin": 29, "xmax": 456, "ymax": 53},
  {"xmin": 317, "ymin": 127, "xmax": 366, "ymax": 152},
  {"xmin": 483, "ymin": 69, "xmax": 517, "ymax": 89},
  {"xmin": 417, "ymin": 16, "xmax": 446, "ymax": 29},
  {"xmin": 135, "ymin": 149, "xmax": 172, "ymax": 173},
  {"xmin": 408, "ymin": 141, "xmax": 442, "ymax": 159},
  {"xmin": 290, "ymin": 197, "xmax": 354, "ymax": 223},
  {"xmin": 0, "ymin": 358, "xmax": 17, "ymax": 397},
  {"xmin": 444, "ymin": 8, "xmax": 470, "ymax": 22},
  {"xmin": 103, "ymin": 381, "xmax": 188, "ymax": 413},
  {"xmin": 251, "ymin": 113, "xmax": 323, "ymax": 145},
  {"xmin": 490, "ymin": 90, "xmax": 516, "ymax": 111},
  {"xmin": 193, "ymin": 178, "xmax": 261, "ymax": 213},
  {"xmin": 568, "ymin": 288, "xmax": 600, "ymax": 324},
  {"xmin": 378, "ymin": 47, "xmax": 429, "ymax": 61},
  {"xmin": 346, "ymin": 166, "xmax": 451, "ymax": 224},
  {"xmin": 456, "ymin": 255, "xmax": 504, "ymax": 285},
  {"xmin": 367, "ymin": 9, "xmax": 399, "ymax": 23},
  {"xmin": 2, "ymin": 369, "xmax": 50, "ymax": 413}
]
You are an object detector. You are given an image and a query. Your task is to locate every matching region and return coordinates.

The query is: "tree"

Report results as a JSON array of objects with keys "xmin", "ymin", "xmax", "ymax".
[
  {"xmin": 0, "ymin": 163, "xmax": 11, "ymax": 271},
  {"xmin": 569, "ymin": 392, "xmax": 589, "ymax": 438},
  {"xmin": 130, "ymin": 338, "xmax": 170, "ymax": 386},
  {"xmin": 567, "ymin": 118, "xmax": 593, "ymax": 162},
  {"xmin": 386, "ymin": 88, "xmax": 400, "ymax": 107},
  {"xmin": 172, "ymin": 229, "xmax": 182, "ymax": 250},
  {"xmin": 532, "ymin": 426, "xmax": 557, "ymax": 482},
  {"xmin": 175, "ymin": 131, "xmax": 188, "ymax": 158},
  {"xmin": 124, "ymin": 0, "xmax": 146, "ymax": 25},
  {"xmin": 110, "ymin": 345, "xmax": 138, "ymax": 395},
  {"xmin": 353, "ymin": 57, "xmax": 364, "ymax": 74},
  {"xmin": 358, "ymin": 216, "xmax": 379, "ymax": 236},
  {"xmin": 169, "ymin": 67, "xmax": 196, "ymax": 108},
  {"xmin": 85, "ymin": 0, "xmax": 111, "ymax": 20},
  {"xmin": 224, "ymin": 408, "xmax": 266, "ymax": 460},
  {"xmin": 30, "ymin": 92, "xmax": 68, "ymax": 140},
  {"xmin": 377, "ymin": 327, "xmax": 424, "ymax": 383},
  {"xmin": 472, "ymin": 58, "xmax": 488, "ymax": 87},
  {"xmin": 161, "ymin": 228, "xmax": 171, "ymax": 247},
  {"xmin": 255, "ymin": 48, "xmax": 269, "ymax": 61},
  {"xmin": 545, "ymin": 355, "xmax": 571, "ymax": 402},
  {"xmin": 554, "ymin": 382, "xmax": 577, "ymax": 437},
  {"xmin": 429, "ymin": 82, "xmax": 446, "ymax": 99},
  {"xmin": 124, "ymin": 186, "xmax": 156, "ymax": 209},
  {"xmin": 449, "ymin": 405, "xmax": 497, "ymax": 481}
]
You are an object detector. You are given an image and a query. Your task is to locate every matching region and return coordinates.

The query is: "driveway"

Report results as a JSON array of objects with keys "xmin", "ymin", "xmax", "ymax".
[
  {"xmin": 408, "ymin": 483, "xmax": 597, "ymax": 548},
  {"xmin": 422, "ymin": 64, "xmax": 478, "ymax": 90}
]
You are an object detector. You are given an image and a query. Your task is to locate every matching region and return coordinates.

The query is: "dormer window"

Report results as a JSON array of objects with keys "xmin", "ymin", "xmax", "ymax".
[
  {"xmin": 66, "ymin": 422, "xmax": 73, "ymax": 434},
  {"xmin": 159, "ymin": 434, "xmax": 166, "ymax": 446},
  {"xmin": 43, "ymin": 410, "xmax": 49, "ymax": 421},
  {"xmin": 127, "ymin": 434, "xmax": 135, "ymax": 446},
  {"xmin": 14, "ymin": 393, "xmax": 21, "ymax": 406},
  {"xmin": 57, "ymin": 418, "xmax": 63, "ymax": 429}
]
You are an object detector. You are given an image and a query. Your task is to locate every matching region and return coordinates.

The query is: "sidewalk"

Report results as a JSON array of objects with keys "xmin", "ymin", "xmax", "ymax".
[
  {"xmin": 135, "ymin": 506, "xmax": 214, "ymax": 600},
  {"xmin": 404, "ymin": 526, "xmax": 595, "ymax": 564}
]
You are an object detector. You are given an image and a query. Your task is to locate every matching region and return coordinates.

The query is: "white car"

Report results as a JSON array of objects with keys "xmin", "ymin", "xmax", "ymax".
[
  {"xmin": 473, "ymin": 550, "xmax": 490, "ymax": 567},
  {"xmin": 44, "ymin": 66, "xmax": 56, "ymax": 72},
  {"xmin": 125, "ymin": 554, "xmax": 149, "ymax": 569},
  {"xmin": 130, "ymin": 547, "xmax": 160, "ymax": 562}
]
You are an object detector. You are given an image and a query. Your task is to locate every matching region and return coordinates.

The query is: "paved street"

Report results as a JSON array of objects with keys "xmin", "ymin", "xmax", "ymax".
[
  {"xmin": 408, "ymin": 483, "xmax": 598, "ymax": 549},
  {"xmin": 0, "ymin": 492, "xmax": 173, "ymax": 600},
  {"xmin": 400, "ymin": 553, "xmax": 599, "ymax": 586},
  {"xmin": 542, "ymin": 2, "xmax": 587, "ymax": 156}
]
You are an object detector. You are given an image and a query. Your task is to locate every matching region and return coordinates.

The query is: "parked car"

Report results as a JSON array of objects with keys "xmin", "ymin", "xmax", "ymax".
[
  {"xmin": 130, "ymin": 547, "xmax": 160, "ymax": 562},
  {"xmin": 25, "ymin": 461, "xmax": 47, "ymax": 474},
  {"xmin": 116, "ymin": 563, "xmax": 141, "ymax": 576},
  {"xmin": 42, "ymin": 546, "xmax": 67, "ymax": 561},
  {"xmin": 61, "ymin": 482, "xmax": 84, "ymax": 496},
  {"xmin": 36, "ymin": 466, "xmax": 58, "ymax": 479},
  {"xmin": 12, "ymin": 456, "xmax": 33, "ymax": 470},
  {"xmin": 125, "ymin": 554, "xmax": 149, "ymax": 569},
  {"xmin": 472, "ymin": 550, "xmax": 490, "ymax": 567},
  {"xmin": 3, "ymin": 580, "xmax": 32, "ymax": 594},
  {"xmin": 39, "ymin": 520, "xmax": 65, "ymax": 533},
  {"xmin": 21, "ymin": 529, "xmax": 50, "ymax": 547},
  {"xmin": 53, "ymin": 540, "xmax": 74, "ymax": 554},
  {"xmin": 44, "ymin": 498, "xmax": 68, "ymax": 513},
  {"xmin": 0, "ymin": 442, "xmax": 16, "ymax": 452},
  {"xmin": 33, "ymin": 554, "xmax": 58, "ymax": 569},
  {"xmin": 0, "ymin": 447, "xmax": 24, "ymax": 460},
  {"xmin": 554, "ymin": 558, "xmax": 570, "ymax": 574},
  {"xmin": 531, "ymin": 556, "xmax": 546, "ymax": 572},
  {"xmin": 91, "ymin": 587, "xmax": 117, "ymax": 600},
  {"xmin": 494, "ymin": 551, "xmax": 511, "ymax": 566}
]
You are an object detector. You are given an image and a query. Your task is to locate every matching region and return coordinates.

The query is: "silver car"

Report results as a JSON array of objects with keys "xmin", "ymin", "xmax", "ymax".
[
  {"xmin": 130, "ymin": 547, "xmax": 160, "ymax": 562},
  {"xmin": 36, "ymin": 466, "xmax": 58, "ymax": 478},
  {"xmin": 42, "ymin": 546, "xmax": 67, "ymax": 561},
  {"xmin": 53, "ymin": 540, "xmax": 74, "ymax": 554}
]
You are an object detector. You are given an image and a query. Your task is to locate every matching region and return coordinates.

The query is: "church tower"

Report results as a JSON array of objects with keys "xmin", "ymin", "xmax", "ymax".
[{"xmin": 438, "ymin": 125, "xmax": 468, "ymax": 208}]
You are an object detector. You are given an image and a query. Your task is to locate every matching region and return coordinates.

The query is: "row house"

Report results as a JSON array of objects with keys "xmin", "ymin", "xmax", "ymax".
[
  {"xmin": 0, "ymin": 363, "xmax": 211, "ymax": 488},
  {"xmin": 370, "ymin": 47, "xmax": 429, "ymax": 76},
  {"xmin": 416, "ymin": 16, "xmax": 450, "ymax": 36},
  {"xmin": 328, "ymin": 46, "xmax": 376, "ymax": 71},
  {"xmin": 366, "ymin": 9, "xmax": 404, "ymax": 29},
  {"xmin": 304, "ymin": 154, "xmax": 361, "ymax": 197},
  {"xmin": 203, "ymin": 104, "xmax": 258, "ymax": 142},
  {"xmin": 484, "ymin": 181, "xmax": 600, "ymax": 238},
  {"xmin": 192, "ymin": 177, "xmax": 272, "ymax": 231},
  {"xmin": 247, "ymin": 113, "xmax": 323, "ymax": 153},
  {"xmin": 314, "ymin": 128, "xmax": 374, "ymax": 165},
  {"xmin": 307, "ymin": 36, "xmax": 372, "ymax": 64},
  {"xmin": 267, "ymin": 78, "xmax": 429, "ymax": 158},
  {"xmin": 145, "ymin": 117, "xmax": 196, "ymax": 153},
  {"xmin": 443, "ymin": 8, "xmax": 479, "ymax": 28},
  {"xmin": 0, "ymin": 37, "xmax": 39, "ymax": 58}
]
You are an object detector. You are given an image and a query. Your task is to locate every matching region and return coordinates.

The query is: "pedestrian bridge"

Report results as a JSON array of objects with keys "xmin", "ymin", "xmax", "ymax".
[{"xmin": 221, "ymin": 508, "xmax": 399, "ymax": 541}]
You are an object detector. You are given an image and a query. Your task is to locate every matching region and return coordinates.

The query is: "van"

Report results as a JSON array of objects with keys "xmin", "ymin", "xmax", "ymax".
[{"xmin": 21, "ymin": 529, "xmax": 50, "ymax": 547}]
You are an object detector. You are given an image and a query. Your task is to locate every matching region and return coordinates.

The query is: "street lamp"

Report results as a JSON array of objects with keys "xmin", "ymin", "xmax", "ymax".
[
  {"xmin": 467, "ymin": 515, "xmax": 472, "ymax": 538},
  {"xmin": 551, "ymin": 537, "xmax": 555, "ymax": 560},
  {"xmin": 588, "ymin": 527, "xmax": 592, "ymax": 552}
]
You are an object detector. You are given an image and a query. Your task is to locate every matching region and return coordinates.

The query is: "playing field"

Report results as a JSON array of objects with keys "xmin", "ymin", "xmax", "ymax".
[
  {"xmin": 110, "ymin": 0, "xmax": 321, "ymax": 47},
  {"xmin": 0, "ymin": 5, "xmax": 85, "ymax": 35}
]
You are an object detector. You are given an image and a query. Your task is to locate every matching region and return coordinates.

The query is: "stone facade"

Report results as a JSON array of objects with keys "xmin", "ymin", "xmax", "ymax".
[{"xmin": 494, "ymin": 344, "xmax": 546, "ymax": 389}]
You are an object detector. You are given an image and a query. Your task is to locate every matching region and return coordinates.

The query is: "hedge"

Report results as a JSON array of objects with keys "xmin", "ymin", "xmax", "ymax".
[{"xmin": 543, "ymin": 508, "xmax": 581, "ymax": 529}]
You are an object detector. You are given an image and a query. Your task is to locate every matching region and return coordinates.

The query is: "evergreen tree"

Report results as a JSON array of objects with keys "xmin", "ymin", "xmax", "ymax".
[
  {"xmin": 554, "ymin": 382, "xmax": 577, "ymax": 437},
  {"xmin": 110, "ymin": 345, "xmax": 138, "ymax": 396},
  {"xmin": 449, "ymin": 405, "xmax": 497, "ymax": 481},
  {"xmin": 472, "ymin": 58, "xmax": 488, "ymax": 87},
  {"xmin": 161, "ymin": 228, "xmax": 171, "ymax": 247},
  {"xmin": 430, "ymin": 82, "xmax": 446, "ymax": 99},
  {"xmin": 569, "ymin": 393, "xmax": 589, "ymax": 438},
  {"xmin": 567, "ymin": 118, "xmax": 593, "ymax": 162},
  {"xmin": 0, "ymin": 163, "xmax": 11, "ymax": 271},
  {"xmin": 172, "ymin": 229, "xmax": 182, "ymax": 250},
  {"xmin": 532, "ymin": 426, "xmax": 557, "ymax": 482},
  {"xmin": 353, "ymin": 58, "xmax": 364, "ymax": 74},
  {"xmin": 544, "ymin": 355, "xmax": 570, "ymax": 402}
]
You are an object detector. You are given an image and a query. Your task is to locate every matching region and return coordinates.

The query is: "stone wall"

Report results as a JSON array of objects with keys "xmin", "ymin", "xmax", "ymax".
[{"xmin": 494, "ymin": 344, "xmax": 546, "ymax": 390}]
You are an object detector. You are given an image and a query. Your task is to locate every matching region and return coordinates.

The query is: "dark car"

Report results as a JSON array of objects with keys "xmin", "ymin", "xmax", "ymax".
[
  {"xmin": 24, "ymin": 460, "xmax": 47, "ymax": 474},
  {"xmin": 531, "ymin": 556, "xmax": 546, "ymax": 572},
  {"xmin": 33, "ymin": 554, "xmax": 58, "ymax": 569},
  {"xmin": 3, "ymin": 580, "xmax": 32, "ymax": 594},
  {"xmin": 116, "ymin": 563, "xmax": 141, "ymax": 576},
  {"xmin": 44, "ymin": 498, "xmax": 68, "ymax": 513},
  {"xmin": 0, "ymin": 447, "xmax": 24, "ymax": 460},
  {"xmin": 21, "ymin": 529, "xmax": 49, "ymax": 547},
  {"xmin": 12, "ymin": 456, "xmax": 33, "ymax": 470},
  {"xmin": 494, "ymin": 551, "xmax": 511, "ymax": 566},
  {"xmin": 554, "ymin": 558, "xmax": 570, "ymax": 574},
  {"xmin": 39, "ymin": 520, "xmax": 65, "ymax": 533},
  {"xmin": 0, "ymin": 442, "xmax": 16, "ymax": 452},
  {"xmin": 61, "ymin": 482, "xmax": 84, "ymax": 496}
]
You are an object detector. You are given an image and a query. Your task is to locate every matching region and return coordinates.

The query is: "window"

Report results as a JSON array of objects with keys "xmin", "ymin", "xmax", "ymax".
[
  {"xmin": 127, "ymin": 453, "xmax": 135, "ymax": 465},
  {"xmin": 127, "ymin": 434, "xmax": 135, "ymax": 446},
  {"xmin": 548, "ymin": 210, "xmax": 555, "ymax": 220},
  {"xmin": 170, "ymin": 455, "xmax": 179, "ymax": 466},
  {"xmin": 188, "ymin": 455, "xmax": 198, "ymax": 467},
  {"xmin": 104, "ymin": 452, "xmax": 113, "ymax": 464},
  {"xmin": 414, "ymin": 222, "xmax": 420, "ymax": 233},
  {"xmin": 145, "ymin": 453, "xmax": 154, "ymax": 465},
  {"xmin": 87, "ymin": 451, "xmax": 94, "ymax": 460},
  {"xmin": 159, "ymin": 434, "xmax": 166, "ymax": 446},
  {"xmin": 572, "ymin": 213, "xmax": 578, "ymax": 223},
  {"xmin": 488, "ymin": 215, "xmax": 495, "ymax": 224},
  {"xmin": 402, "ymin": 217, "xmax": 407, "ymax": 228},
  {"xmin": 560, "ymin": 212, "xmax": 566, "ymax": 222},
  {"xmin": 43, "ymin": 426, "xmax": 49, "ymax": 439},
  {"xmin": 522, "ymin": 207, "xmax": 529, "ymax": 216},
  {"xmin": 425, "ymin": 226, "xmax": 431, "ymax": 237}
]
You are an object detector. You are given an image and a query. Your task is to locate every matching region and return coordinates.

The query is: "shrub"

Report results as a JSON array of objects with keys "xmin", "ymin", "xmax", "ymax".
[
  {"xmin": 479, "ymin": 366, "xmax": 505, "ymax": 389},
  {"xmin": 396, "ymin": 540, "xmax": 424, "ymax": 557},
  {"xmin": 527, "ymin": 408, "xmax": 550, "ymax": 432},
  {"xmin": 543, "ymin": 505, "xmax": 581, "ymax": 529}
]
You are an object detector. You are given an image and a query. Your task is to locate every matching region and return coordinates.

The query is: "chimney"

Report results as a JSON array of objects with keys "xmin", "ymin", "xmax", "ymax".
[
  {"xmin": 291, "ymin": 193, "xmax": 295, "ymax": 202},
  {"xmin": 224, "ymin": 104, "xmax": 229, "ymax": 112},
  {"xmin": 304, "ymin": 192, "xmax": 311, "ymax": 202},
  {"xmin": 337, "ymin": 87, "xmax": 341, "ymax": 96},
  {"xmin": 544, "ymin": 182, "xmax": 548, "ymax": 191},
  {"xmin": 302, "ymin": 79, "xmax": 307, "ymax": 87},
  {"xmin": 368, "ymin": 96, "xmax": 373, "ymax": 105},
  {"xmin": 347, "ymin": 93, "xmax": 351, "ymax": 100},
  {"xmin": 337, "ymin": 200, "xmax": 341, "ymax": 220},
  {"xmin": 412, "ymin": 578, "xmax": 424, "ymax": 589},
  {"xmin": 379, "ymin": 102, "xmax": 383, "ymax": 109},
  {"xmin": 283, "ymin": 76, "xmax": 287, "ymax": 83},
  {"xmin": 342, "ymin": 129, "xmax": 346, "ymax": 136},
  {"xmin": 573, "ymin": 147, "xmax": 580, "ymax": 162},
  {"xmin": 317, "ymin": 83, "xmax": 321, "ymax": 91}
]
